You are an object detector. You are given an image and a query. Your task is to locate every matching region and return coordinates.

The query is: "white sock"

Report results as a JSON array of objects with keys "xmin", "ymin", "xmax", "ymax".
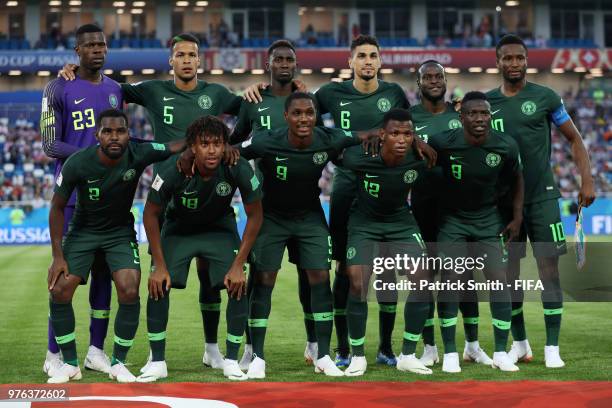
[
  {"xmin": 466, "ymin": 340, "xmax": 480, "ymax": 351},
  {"xmin": 206, "ymin": 343, "xmax": 220, "ymax": 353},
  {"xmin": 493, "ymin": 352, "xmax": 507, "ymax": 360},
  {"xmin": 244, "ymin": 344, "xmax": 253, "ymax": 353}
]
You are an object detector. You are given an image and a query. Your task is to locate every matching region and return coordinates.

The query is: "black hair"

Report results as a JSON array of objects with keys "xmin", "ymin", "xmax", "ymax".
[
  {"xmin": 268, "ymin": 39, "xmax": 296, "ymax": 57},
  {"xmin": 186, "ymin": 115, "xmax": 229, "ymax": 146},
  {"xmin": 284, "ymin": 92, "xmax": 317, "ymax": 112},
  {"xmin": 495, "ymin": 34, "xmax": 528, "ymax": 59},
  {"xmin": 97, "ymin": 109, "xmax": 128, "ymax": 127},
  {"xmin": 460, "ymin": 91, "xmax": 488, "ymax": 110},
  {"xmin": 350, "ymin": 34, "xmax": 380, "ymax": 53},
  {"xmin": 417, "ymin": 59, "xmax": 445, "ymax": 80},
  {"xmin": 171, "ymin": 33, "xmax": 200, "ymax": 49},
  {"xmin": 76, "ymin": 24, "xmax": 103, "ymax": 44},
  {"xmin": 383, "ymin": 108, "xmax": 412, "ymax": 127}
]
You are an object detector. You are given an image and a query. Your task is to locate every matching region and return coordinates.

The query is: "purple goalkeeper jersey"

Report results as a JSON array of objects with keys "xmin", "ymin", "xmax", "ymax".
[{"xmin": 41, "ymin": 75, "xmax": 123, "ymax": 205}]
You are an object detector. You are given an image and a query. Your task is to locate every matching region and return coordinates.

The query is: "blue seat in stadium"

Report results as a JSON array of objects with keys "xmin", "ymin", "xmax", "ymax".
[
  {"xmin": 379, "ymin": 38, "xmax": 391, "ymax": 47},
  {"xmin": 450, "ymin": 38, "xmax": 464, "ymax": 48},
  {"xmin": 9, "ymin": 39, "xmax": 20, "ymax": 50},
  {"xmin": 0, "ymin": 39, "xmax": 8, "ymax": 50},
  {"xmin": 20, "ymin": 39, "xmax": 30, "ymax": 49},
  {"xmin": 129, "ymin": 38, "xmax": 141, "ymax": 48},
  {"xmin": 110, "ymin": 38, "xmax": 121, "ymax": 48},
  {"xmin": 120, "ymin": 38, "xmax": 130, "ymax": 48}
]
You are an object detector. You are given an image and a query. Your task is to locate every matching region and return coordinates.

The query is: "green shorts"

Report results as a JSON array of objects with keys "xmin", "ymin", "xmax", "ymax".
[
  {"xmin": 251, "ymin": 210, "xmax": 331, "ymax": 272},
  {"xmin": 411, "ymin": 192, "xmax": 440, "ymax": 244},
  {"xmin": 63, "ymin": 227, "xmax": 140, "ymax": 283},
  {"xmin": 329, "ymin": 167, "xmax": 357, "ymax": 261},
  {"xmin": 161, "ymin": 216, "xmax": 240, "ymax": 289},
  {"xmin": 500, "ymin": 199, "xmax": 567, "ymax": 259},
  {"xmin": 346, "ymin": 210, "xmax": 426, "ymax": 267},
  {"xmin": 437, "ymin": 212, "xmax": 507, "ymax": 271}
]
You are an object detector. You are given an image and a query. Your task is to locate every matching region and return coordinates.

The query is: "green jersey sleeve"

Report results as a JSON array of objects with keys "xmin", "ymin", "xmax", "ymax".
[
  {"xmin": 134, "ymin": 141, "xmax": 175, "ymax": 166},
  {"xmin": 217, "ymin": 85, "xmax": 242, "ymax": 115},
  {"xmin": 327, "ymin": 127, "xmax": 360, "ymax": 152},
  {"xmin": 233, "ymin": 158, "xmax": 263, "ymax": 204},
  {"xmin": 121, "ymin": 82, "xmax": 147, "ymax": 105},
  {"xmin": 392, "ymin": 83, "xmax": 411, "ymax": 109},
  {"xmin": 147, "ymin": 161, "xmax": 183, "ymax": 205},
  {"xmin": 53, "ymin": 154, "xmax": 81, "ymax": 200},
  {"xmin": 231, "ymin": 100, "xmax": 252, "ymax": 143},
  {"xmin": 337, "ymin": 145, "xmax": 364, "ymax": 171},
  {"xmin": 314, "ymin": 86, "xmax": 330, "ymax": 115},
  {"xmin": 238, "ymin": 131, "xmax": 268, "ymax": 160}
]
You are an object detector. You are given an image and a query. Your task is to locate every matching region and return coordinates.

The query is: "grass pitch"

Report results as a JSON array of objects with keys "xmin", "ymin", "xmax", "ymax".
[{"xmin": 1, "ymin": 240, "xmax": 611, "ymax": 383}]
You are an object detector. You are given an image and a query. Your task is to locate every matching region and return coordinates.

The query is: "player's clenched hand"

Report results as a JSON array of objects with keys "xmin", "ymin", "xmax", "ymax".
[
  {"xmin": 578, "ymin": 180, "xmax": 596, "ymax": 208},
  {"xmin": 58, "ymin": 63, "xmax": 78, "ymax": 81},
  {"xmin": 223, "ymin": 144, "xmax": 240, "ymax": 166},
  {"xmin": 177, "ymin": 149, "xmax": 195, "ymax": 177},
  {"xmin": 224, "ymin": 264, "xmax": 246, "ymax": 300},
  {"xmin": 148, "ymin": 266, "xmax": 171, "ymax": 301},
  {"xmin": 414, "ymin": 138, "xmax": 437, "ymax": 168},
  {"xmin": 48, "ymin": 256, "xmax": 69, "ymax": 290},
  {"xmin": 243, "ymin": 83, "xmax": 268, "ymax": 103},
  {"xmin": 502, "ymin": 217, "xmax": 522, "ymax": 245}
]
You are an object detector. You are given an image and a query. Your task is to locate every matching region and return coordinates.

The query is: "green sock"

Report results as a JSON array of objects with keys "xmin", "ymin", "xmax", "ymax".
[
  {"xmin": 421, "ymin": 301, "xmax": 436, "ymax": 346},
  {"xmin": 333, "ymin": 272, "xmax": 350, "ymax": 353},
  {"xmin": 402, "ymin": 301, "xmax": 429, "ymax": 355},
  {"xmin": 112, "ymin": 300, "xmax": 140, "ymax": 364},
  {"xmin": 378, "ymin": 302, "xmax": 397, "ymax": 353},
  {"xmin": 226, "ymin": 296, "xmax": 247, "ymax": 360},
  {"xmin": 298, "ymin": 269, "xmax": 317, "ymax": 343},
  {"xmin": 511, "ymin": 302, "xmax": 527, "ymax": 341},
  {"xmin": 50, "ymin": 300, "xmax": 78, "ymax": 366},
  {"xmin": 490, "ymin": 301, "xmax": 511, "ymax": 352},
  {"xmin": 310, "ymin": 281, "xmax": 333, "ymax": 358},
  {"xmin": 248, "ymin": 284, "xmax": 273, "ymax": 359},
  {"xmin": 459, "ymin": 301, "xmax": 479, "ymax": 342},
  {"xmin": 244, "ymin": 271, "xmax": 254, "ymax": 346},
  {"xmin": 199, "ymin": 287, "xmax": 221, "ymax": 344},
  {"xmin": 543, "ymin": 302, "xmax": 563, "ymax": 346},
  {"xmin": 438, "ymin": 302, "xmax": 458, "ymax": 354},
  {"xmin": 146, "ymin": 290, "xmax": 169, "ymax": 362},
  {"xmin": 347, "ymin": 293, "xmax": 367, "ymax": 356}
]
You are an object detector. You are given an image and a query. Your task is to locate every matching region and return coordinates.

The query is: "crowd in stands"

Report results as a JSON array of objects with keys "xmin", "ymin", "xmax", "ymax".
[{"xmin": 0, "ymin": 89, "xmax": 609, "ymax": 208}]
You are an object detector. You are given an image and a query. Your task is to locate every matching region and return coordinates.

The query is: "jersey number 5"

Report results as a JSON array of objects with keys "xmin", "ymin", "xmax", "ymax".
[{"xmin": 164, "ymin": 105, "xmax": 174, "ymax": 124}]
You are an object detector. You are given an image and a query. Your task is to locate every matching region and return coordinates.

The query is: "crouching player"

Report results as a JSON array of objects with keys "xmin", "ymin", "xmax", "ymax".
[
  {"xmin": 47, "ymin": 109, "xmax": 186, "ymax": 383},
  {"xmin": 139, "ymin": 116, "xmax": 263, "ymax": 382},
  {"xmin": 429, "ymin": 92, "xmax": 524, "ymax": 373},
  {"xmin": 340, "ymin": 108, "xmax": 433, "ymax": 376}
]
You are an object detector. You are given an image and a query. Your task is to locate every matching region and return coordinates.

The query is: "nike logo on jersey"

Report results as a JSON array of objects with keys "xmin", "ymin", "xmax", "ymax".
[
  {"xmin": 87, "ymin": 178, "xmax": 101, "ymax": 183},
  {"xmin": 183, "ymin": 190, "xmax": 197, "ymax": 195},
  {"xmin": 74, "ymin": 98, "xmax": 86, "ymax": 105},
  {"xmin": 275, "ymin": 157, "xmax": 288, "ymax": 161},
  {"xmin": 491, "ymin": 109, "xmax": 501, "ymax": 115},
  {"xmin": 449, "ymin": 155, "xmax": 462, "ymax": 160},
  {"xmin": 258, "ymin": 107, "xmax": 270, "ymax": 112},
  {"xmin": 415, "ymin": 125, "xmax": 428, "ymax": 131},
  {"xmin": 365, "ymin": 174, "xmax": 379, "ymax": 178},
  {"xmin": 163, "ymin": 97, "xmax": 175, "ymax": 101},
  {"xmin": 556, "ymin": 243, "xmax": 566, "ymax": 250},
  {"xmin": 339, "ymin": 101, "xmax": 351, "ymax": 106}
]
